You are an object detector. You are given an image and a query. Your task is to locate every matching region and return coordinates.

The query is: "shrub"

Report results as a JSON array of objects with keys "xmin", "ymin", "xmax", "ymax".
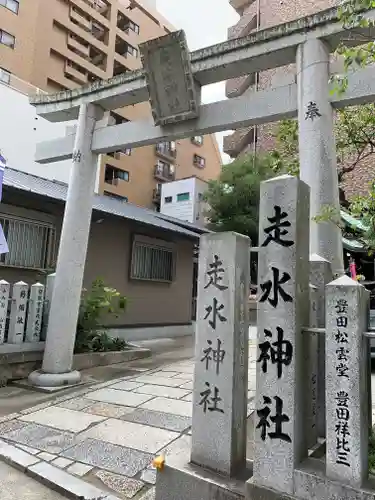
[{"xmin": 74, "ymin": 279, "xmax": 128, "ymax": 354}]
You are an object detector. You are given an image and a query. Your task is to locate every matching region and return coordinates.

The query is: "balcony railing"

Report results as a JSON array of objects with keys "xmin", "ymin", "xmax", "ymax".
[
  {"xmin": 154, "ymin": 165, "xmax": 175, "ymax": 182},
  {"xmin": 64, "ymin": 61, "xmax": 88, "ymax": 85},
  {"xmin": 70, "ymin": 7, "xmax": 92, "ymax": 31},
  {"xmin": 105, "ymin": 177, "xmax": 119, "ymax": 186},
  {"xmin": 67, "ymin": 35, "xmax": 90, "ymax": 58},
  {"xmin": 155, "ymin": 142, "xmax": 177, "ymax": 161}
]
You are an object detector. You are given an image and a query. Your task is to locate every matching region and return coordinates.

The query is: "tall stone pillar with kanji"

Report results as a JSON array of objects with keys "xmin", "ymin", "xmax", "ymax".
[{"xmin": 252, "ymin": 175, "xmax": 310, "ymax": 495}]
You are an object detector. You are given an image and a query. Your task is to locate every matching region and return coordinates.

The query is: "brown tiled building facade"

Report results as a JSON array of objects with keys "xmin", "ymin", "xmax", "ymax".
[
  {"xmin": 0, "ymin": 0, "xmax": 222, "ymax": 208},
  {"xmin": 224, "ymin": 0, "xmax": 374, "ymax": 200}
]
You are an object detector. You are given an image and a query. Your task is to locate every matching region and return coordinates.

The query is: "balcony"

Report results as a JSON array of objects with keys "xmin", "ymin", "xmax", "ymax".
[
  {"xmin": 155, "ymin": 142, "xmax": 177, "ymax": 162},
  {"xmin": 228, "ymin": 12, "xmax": 258, "ymax": 40},
  {"xmin": 223, "ymin": 127, "xmax": 256, "ymax": 158},
  {"xmin": 105, "ymin": 177, "xmax": 119, "ymax": 186},
  {"xmin": 152, "ymin": 187, "xmax": 161, "ymax": 204},
  {"xmin": 64, "ymin": 61, "xmax": 88, "ymax": 85},
  {"xmin": 104, "ymin": 165, "xmax": 129, "ymax": 184},
  {"xmin": 70, "ymin": 7, "xmax": 92, "ymax": 31},
  {"xmin": 82, "ymin": 0, "xmax": 111, "ymax": 19},
  {"xmin": 229, "ymin": 0, "xmax": 255, "ymax": 15},
  {"xmin": 154, "ymin": 164, "xmax": 175, "ymax": 182},
  {"xmin": 117, "ymin": 11, "xmax": 140, "ymax": 35},
  {"xmin": 67, "ymin": 34, "xmax": 90, "ymax": 58},
  {"xmin": 91, "ymin": 20, "xmax": 107, "ymax": 43},
  {"xmin": 226, "ymin": 73, "xmax": 256, "ymax": 98}
]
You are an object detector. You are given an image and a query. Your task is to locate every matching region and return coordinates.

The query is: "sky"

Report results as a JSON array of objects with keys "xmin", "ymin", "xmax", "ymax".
[{"xmin": 156, "ymin": 0, "xmax": 239, "ymax": 162}]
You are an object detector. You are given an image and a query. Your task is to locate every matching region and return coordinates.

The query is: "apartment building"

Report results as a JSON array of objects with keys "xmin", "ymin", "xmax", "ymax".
[
  {"xmin": 223, "ymin": 0, "xmax": 374, "ymax": 200},
  {"xmin": 0, "ymin": 0, "xmax": 222, "ymax": 208}
]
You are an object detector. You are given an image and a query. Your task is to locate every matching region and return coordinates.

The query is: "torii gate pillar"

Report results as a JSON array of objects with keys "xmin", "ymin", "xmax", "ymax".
[
  {"xmin": 297, "ymin": 38, "xmax": 344, "ymax": 276},
  {"xmin": 29, "ymin": 103, "xmax": 101, "ymax": 388}
]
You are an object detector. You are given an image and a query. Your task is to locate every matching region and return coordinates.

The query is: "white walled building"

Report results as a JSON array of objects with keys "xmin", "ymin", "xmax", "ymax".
[
  {"xmin": 0, "ymin": 79, "xmax": 74, "ymax": 185},
  {"xmin": 160, "ymin": 177, "xmax": 209, "ymax": 227}
]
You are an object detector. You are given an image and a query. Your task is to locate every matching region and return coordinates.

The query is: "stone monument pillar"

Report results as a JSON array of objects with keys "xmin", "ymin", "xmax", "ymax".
[
  {"xmin": 191, "ymin": 231, "xmax": 250, "ymax": 476},
  {"xmin": 325, "ymin": 275, "xmax": 369, "ymax": 486},
  {"xmin": 310, "ymin": 254, "xmax": 334, "ymax": 439},
  {"xmin": 297, "ymin": 39, "xmax": 344, "ymax": 276},
  {"xmin": 29, "ymin": 103, "xmax": 100, "ymax": 388},
  {"xmin": 252, "ymin": 175, "xmax": 310, "ymax": 495}
]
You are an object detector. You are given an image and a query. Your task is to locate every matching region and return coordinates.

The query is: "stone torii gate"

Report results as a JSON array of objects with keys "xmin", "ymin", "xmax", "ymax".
[{"xmin": 28, "ymin": 5, "xmax": 375, "ymax": 388}]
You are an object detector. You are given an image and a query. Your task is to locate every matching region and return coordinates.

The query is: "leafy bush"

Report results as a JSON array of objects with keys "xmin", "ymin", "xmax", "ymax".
[{"xmin": 74, "ymin": 279, "xmax": 128, "ymax": 354}]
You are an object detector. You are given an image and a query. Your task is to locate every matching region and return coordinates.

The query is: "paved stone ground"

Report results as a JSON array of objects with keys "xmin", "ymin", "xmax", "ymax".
[
  {"xmin": 0, "ymin": 461, "xmax": 65, "ymax": 499},
  {"xmin": 0, "ymin": 342, "xmax": 257, "ymax": 500}
]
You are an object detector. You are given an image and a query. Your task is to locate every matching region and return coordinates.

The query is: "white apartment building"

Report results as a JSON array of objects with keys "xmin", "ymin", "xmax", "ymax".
[
  {"xmin": 160, "ymin": 176, "xmax": 209, "ymax": 227},
  {"xmin": 0, "ymin": 78, "xmax": 73, "ymax": 184}
]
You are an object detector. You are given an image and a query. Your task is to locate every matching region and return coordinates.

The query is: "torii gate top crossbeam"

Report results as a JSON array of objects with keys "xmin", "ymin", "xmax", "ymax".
[{"xmin": 30, "ymin": 5, "xmax": 375, "ymax": 123}]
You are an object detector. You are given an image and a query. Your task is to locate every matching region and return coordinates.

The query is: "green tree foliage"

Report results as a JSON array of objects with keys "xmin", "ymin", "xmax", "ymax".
[
  {"xmin": 332, "ymin": 0, "xmax": 375, "ymax": 93},
  {"xmin": 350, "ymin": 182, "xmax": 375, "ymax": 252},
  {"xmin": 204, "ymin": 153, "xmax": 282, "ymax": 244}
]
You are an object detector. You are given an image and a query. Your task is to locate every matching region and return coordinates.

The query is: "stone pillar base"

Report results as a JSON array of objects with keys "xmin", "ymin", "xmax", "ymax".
[
  {"xmin": 155, "ymin": 454, "xmax": 252, "ymax": 500},
  {"xmin": 28, "ymin": 369, "xmax": 81, "ymax": 388}
]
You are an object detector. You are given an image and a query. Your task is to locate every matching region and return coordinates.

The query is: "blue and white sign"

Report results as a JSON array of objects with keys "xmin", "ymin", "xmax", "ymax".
[
  {"xmin": 0, "ymin": 225, "xmax": 8, "ymax": 255},
  {"xmin": 0, "ymin": 152, "xmax": 6, "ymax": 202},
  {"xmin": 0, "ymin": 152, "xmax": 8, "ymax": 255}
]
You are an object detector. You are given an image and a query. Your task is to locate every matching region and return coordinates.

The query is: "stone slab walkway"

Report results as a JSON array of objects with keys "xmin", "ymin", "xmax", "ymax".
[{"xmin": 0, "ymin": 342, "xmax": 257, "ymax": 500}]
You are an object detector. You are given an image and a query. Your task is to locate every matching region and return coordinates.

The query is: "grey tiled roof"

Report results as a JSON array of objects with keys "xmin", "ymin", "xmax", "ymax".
[{"xmin": 2, "ymin": 168, "xmax": 206, "ymax": 239}]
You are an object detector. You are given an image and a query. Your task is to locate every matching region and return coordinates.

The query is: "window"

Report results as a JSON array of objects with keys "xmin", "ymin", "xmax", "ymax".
[
  {"xmin": 191, "ymin": 135, "xmax": 203, "ymax": 146},
  {"xmin": 177, "ymin": 192, "xmax": 190, "ymax": 202},
  {"xmin": 0, "ymin": 29, "xmax": 15, "ymax": 48},
  {"xmin": 127, "ymin": 43, "xmax": 138, "ymax": 57},
  {"xmin": 129, "ymin": 21, "xmax": 140, "ymax": 34},
  {"xmin": 193, "ymin": 154, "xmax": 206, "ymax": 169},
  {"xmin": 103, "ymin": 191, "xmax": 128, "ymax": 202},
  {"xmin": 164, "ymin": 196, "xmax": 172, "ymax": 204},
  {"xmin": 0, "ymin": 67, "xmax": 10, "ymax": 85},
  {"xmin": 131, "ymin": 237, "xmax": 174, "ymax": 282},
  {"xmin": 0, "ymin": 214, "xmax": 56, "ymax": 269},
  {"xmin": 0, "ymin": 0, "xmax": 19, "ymax": 14}
]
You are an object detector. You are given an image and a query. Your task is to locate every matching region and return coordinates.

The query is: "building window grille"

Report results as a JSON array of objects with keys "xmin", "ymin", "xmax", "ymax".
[
  {"xmin": 131, "ymin": 239, "xmax": 174, "ymax": 282},
  {"xmin": 0, "ymin": 214, "xmax": 56, "ymax": 269}
]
